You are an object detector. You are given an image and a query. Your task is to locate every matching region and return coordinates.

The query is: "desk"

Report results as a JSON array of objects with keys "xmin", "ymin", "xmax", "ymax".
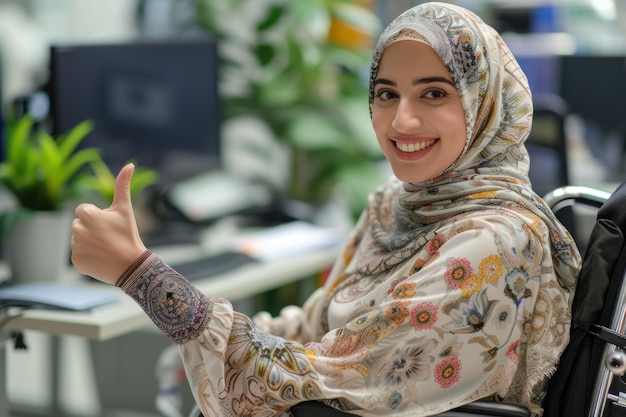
[
  {"xmin": 0, "ymin": 237, "xmax": 341, "ymax": 416},
  {"xmin": 0, "ymin": 246, "xmax": 338, "ymax": 340}
]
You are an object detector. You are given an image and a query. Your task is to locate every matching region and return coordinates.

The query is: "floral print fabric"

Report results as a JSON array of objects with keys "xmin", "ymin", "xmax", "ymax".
[{"xmin": 119, "ymin": 3, "xmax": 581, "ymax": 417}]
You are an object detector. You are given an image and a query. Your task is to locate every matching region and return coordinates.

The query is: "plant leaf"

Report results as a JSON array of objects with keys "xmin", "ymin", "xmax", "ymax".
[
  {"xmin": 62, "ymin": 148, "xmax": 102, "ymax": 183},
  {"xmin": 286, "ymin": 112, "xmax": 348, "ymax": 151},
  {"xmin": 57, "ymin": 120, "xmax": 94, "ymax": 162},
  {"xmin": 6, "ymin": 116, "xmax": 35, "ymax": 176},
  {"xmin": 130, "ymin": 168, "xmax": 159, "ymax": 198},
  {"xmin": 39, "ymin": 133, "xmax": 64, "ymax": 203},
  {"xmin": 256, "ymin": 4, "xmax": 285, "ymax": 32}
]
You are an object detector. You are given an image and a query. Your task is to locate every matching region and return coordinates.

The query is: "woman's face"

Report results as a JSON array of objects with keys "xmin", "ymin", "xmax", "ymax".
[{"xmin": 371, "ymin": 40, "xmax": 467, "ymax": 183}]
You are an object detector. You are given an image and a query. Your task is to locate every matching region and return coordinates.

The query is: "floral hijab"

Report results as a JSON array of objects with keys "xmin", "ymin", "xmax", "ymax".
[{"xmin": 358, "ymin": 2, "xmax": 580, "ymax": 286}]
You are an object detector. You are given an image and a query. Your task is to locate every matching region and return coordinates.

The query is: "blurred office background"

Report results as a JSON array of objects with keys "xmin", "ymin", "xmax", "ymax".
[
  {"xmin": 2, "ymin": 0, "xmax": 626, "ymax": 416},
  {"xmin": 2, "ymin": 0, "xmax": 626, "ymax": 204}
]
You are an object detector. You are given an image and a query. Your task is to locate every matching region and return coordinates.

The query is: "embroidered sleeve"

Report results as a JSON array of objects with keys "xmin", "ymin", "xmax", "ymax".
[{"xmin": 117, "ymin": 250, "xmax": 213, "ymax": 344}]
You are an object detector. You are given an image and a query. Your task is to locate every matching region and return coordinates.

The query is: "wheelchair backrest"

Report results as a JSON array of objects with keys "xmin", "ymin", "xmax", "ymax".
[{"xmin": 543, "ymin": 181, "xmax": 626, "ymax": 417}]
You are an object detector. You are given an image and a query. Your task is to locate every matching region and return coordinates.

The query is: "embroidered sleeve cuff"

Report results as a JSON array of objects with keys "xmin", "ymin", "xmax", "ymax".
[{"xmin": 116, "ymin": 250, "xmax": 213, "ymax": 344}]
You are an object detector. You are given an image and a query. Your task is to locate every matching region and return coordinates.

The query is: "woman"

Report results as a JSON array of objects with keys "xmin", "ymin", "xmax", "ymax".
[{"xmin": 71, "ymin": 2, "xmax": 581, "ymax": 416}]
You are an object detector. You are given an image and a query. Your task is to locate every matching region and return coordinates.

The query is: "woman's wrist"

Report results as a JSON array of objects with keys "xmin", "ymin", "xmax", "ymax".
[
  {"xmin": 116, "ymin": 253, "xmax": 214, "ymax": 343},
  {"xmin": 115, "ymin": 249, "xmax": 155, "ymax": 289}
]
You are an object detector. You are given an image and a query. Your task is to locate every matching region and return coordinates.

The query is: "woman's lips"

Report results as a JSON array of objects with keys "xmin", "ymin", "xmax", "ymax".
[{"xmin": 391, "ymin": 138, "xmax": 438, "ymax": 160}]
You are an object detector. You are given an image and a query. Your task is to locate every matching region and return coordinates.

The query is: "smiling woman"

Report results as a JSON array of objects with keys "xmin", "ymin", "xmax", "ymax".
[{"xmin": 69, "ymin": 3, "xmax": 582, "ymax": 417}]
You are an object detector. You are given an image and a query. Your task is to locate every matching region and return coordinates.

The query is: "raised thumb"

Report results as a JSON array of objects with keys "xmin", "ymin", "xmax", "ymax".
[{"xmin": 109, "ymin": 163, "xmax": 135, "ymax": 210}]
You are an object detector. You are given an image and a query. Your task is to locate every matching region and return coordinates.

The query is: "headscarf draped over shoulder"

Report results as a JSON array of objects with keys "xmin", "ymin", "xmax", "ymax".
[{"xmin": 358, "ymin": 2, "xmax": 579, "ymax": 289}]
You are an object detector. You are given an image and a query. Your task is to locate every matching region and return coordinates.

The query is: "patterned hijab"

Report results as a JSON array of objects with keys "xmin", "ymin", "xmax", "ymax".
[{"xmin": 357, "ymin": 2, "xmax": 579, "ymax": 286}]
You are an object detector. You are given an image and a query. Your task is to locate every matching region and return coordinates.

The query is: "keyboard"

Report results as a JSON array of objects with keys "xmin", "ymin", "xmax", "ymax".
[{"xmin": 167, "ymin": 250, "xmax": 259, "ymax": 281}]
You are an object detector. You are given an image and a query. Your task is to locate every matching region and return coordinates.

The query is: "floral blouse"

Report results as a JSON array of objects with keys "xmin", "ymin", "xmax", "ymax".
[{"xmin": 118, "ymin": 204, "xmax": 574, "ymax": 417}]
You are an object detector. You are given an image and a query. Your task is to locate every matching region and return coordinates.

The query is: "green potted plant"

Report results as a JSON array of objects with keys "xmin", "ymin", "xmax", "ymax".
[
  {"xmin": 0, "ymin": 114, "xmax": 158, "ymax": 283},
  {"xmin": 185, "ymin": 0, "xmax": 386, "ymax": 220}
]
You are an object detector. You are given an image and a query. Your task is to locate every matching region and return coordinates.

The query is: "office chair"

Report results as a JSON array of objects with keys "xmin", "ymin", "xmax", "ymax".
[{"xmin": 189, "ymin": 181, "xmax": 626, "ymax": 417}]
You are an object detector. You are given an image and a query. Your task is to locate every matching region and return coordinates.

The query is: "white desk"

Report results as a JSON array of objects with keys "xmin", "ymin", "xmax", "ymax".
[
  {"xmin": 0, "ymin": 246, "xmax": 338, "ymax": 341},
  {"xmin": 0, "ymin": 227, "xmax": 341, "ymax": 417}
]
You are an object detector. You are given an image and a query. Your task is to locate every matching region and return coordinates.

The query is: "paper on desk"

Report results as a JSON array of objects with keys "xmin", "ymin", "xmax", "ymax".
[
  {"xmin": 0, "ymin": 282, "xmax": 118, "ymax": 311},
  {"xmin": 234, "ymin": 221, "xmax": 343, "ymax": 261}
]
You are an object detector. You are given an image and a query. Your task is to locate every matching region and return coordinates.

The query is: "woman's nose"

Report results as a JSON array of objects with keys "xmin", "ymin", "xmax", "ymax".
[{"xmin": 391, "ymin": 99, "xmax": 421, "ymax": 132}]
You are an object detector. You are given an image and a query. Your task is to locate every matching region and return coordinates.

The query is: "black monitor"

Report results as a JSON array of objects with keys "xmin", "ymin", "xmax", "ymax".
[
  {"xmin": 517, "ymin": 54, "xmax": 626, "ymax": 175},
  {"xmin": 558, "ymin": 55, "xmax": 626, "ymax": 173},
  {"xmin": 558, "ymin": 55, "xmax": 626, "ymax": 138},
  {"xmin": 48, "ymin": 38, "xmax": 221, "ymax": 186},
  {"xmin": 516, "ymin": 55, "xmax": 626, "ymax": 138}
]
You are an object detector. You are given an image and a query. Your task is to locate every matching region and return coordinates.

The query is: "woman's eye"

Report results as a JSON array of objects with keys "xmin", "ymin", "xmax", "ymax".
[
  {"xmin": 424, "ymin": 90, "xmax": 447, "ymax": 99},
  {"xmin": 376, "ymin": 90, "xmax": 397, "ymax": 101}
]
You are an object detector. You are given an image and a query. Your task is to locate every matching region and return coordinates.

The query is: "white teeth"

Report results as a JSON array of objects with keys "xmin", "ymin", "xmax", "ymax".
[{"xmin": 395, "ymin": 139, "xmax": 435, "ymax": 152}]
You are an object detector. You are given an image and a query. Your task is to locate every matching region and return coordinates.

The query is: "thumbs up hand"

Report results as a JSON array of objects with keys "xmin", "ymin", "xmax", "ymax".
[{"xmin": 71, "ymin": 163, "xmax": 147, "ymax": 284}]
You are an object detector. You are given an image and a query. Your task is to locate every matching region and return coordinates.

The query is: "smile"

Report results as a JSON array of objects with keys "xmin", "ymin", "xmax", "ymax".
[{"xmin": 395, "ymin": 139, "xmax": 436, "ymax": 153}]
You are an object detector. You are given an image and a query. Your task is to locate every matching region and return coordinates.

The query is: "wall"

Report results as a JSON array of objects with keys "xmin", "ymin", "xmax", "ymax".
[{"xmin": 0, "ymin": 0, "xmax": 139, "ymax": 108}]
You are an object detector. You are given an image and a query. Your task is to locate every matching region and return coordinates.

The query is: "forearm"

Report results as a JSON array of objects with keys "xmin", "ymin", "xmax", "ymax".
[{"xmin": 117, "ymin": 250, "xmax": 213, "ymax": 344}]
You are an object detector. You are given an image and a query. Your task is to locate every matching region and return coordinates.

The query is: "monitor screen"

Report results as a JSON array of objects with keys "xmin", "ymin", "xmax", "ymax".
[
  {"xmin": 48, "ymin": 38, "xmax": 221, "ymax": 186},
  {"xmin": 515, "ymin": 55, "xmax": 560, "ymax": 98},
  {"xmin": 558, "ymin": 55, "xmax": 626, "ymax": 137}
]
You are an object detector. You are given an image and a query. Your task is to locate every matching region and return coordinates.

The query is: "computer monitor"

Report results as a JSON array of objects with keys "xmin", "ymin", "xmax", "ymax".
[
  {"xmin": 514, "ymin": 54, "xmax": 626, "ymax": 139},
  {"xmin": 47, "ymin": 38, "xmax": 222, "ymax": 186},
  {"xmin": 558, "ymin": 55, "xmax": 626, "ymax": 138},
  {"xmin": 516, "ymin": 54, "xmax": 626, "ymax": 173},
  {"xmin": 515, "ymin": 55, "xmax": 560, "ymax": 98},
  {"xmin": 558, "ymin": 55, "xmax": 626, "ymax": 173}
]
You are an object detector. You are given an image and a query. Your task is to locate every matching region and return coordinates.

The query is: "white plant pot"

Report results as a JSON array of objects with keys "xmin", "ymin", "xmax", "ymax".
[{"xmin": 5, "ymin": 211, "xmax": 73, "ymax": 284}]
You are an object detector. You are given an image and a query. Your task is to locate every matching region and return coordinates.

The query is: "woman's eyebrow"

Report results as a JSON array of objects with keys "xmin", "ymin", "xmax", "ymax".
[
  {"xmin": 373, "ymin": 78, "xmax": 396, "ymax": 87},
  {"xmin": 373, "ymin": 76, "xmax": 455, "ymax": 87},
  {"xmin": 415, "ymin": 76, "xmax": 455, "ymax": 87}
]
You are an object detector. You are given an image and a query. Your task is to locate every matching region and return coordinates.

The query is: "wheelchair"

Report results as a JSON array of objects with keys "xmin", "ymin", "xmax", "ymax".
[{"xmin": 191, "ymin": 181, "xmax": 626, "ymax": 417}]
